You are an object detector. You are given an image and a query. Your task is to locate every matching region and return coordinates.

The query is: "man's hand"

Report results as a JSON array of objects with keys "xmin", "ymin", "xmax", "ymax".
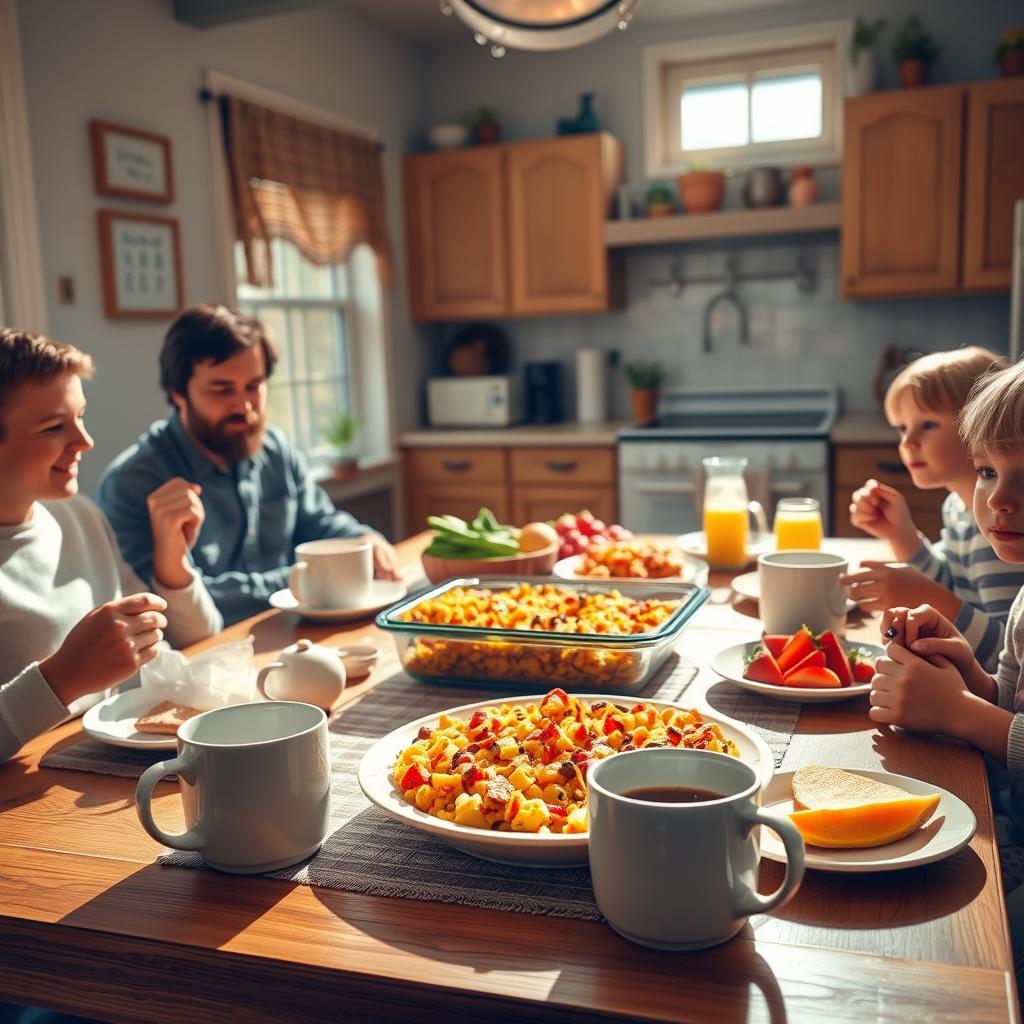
[
  {"xmin": 39, "ymin": 594, "xmax": 168, "ymax": 707},
  {"xmin": 370, "ymin": 533, "xmax": 399, "ymax": 580},
  {"xmin": 869, "ymin": 642, "xmax": 972, "ymax": 735},
  {"xmin": 148, "ymin": 478, "xmax": 205, "ymax": 589},
  {"xmin": 848, "ymin": 479, "xmax": 920, "ymax": 559},
  {"xmin": 840, "ymin": 561, "xmax": 958, "ymax": 617}
]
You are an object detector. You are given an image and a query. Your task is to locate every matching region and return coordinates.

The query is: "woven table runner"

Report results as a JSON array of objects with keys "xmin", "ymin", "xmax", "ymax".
[{"xmin": 41, "ymin": 653, "xmax": 800, "ymax": 919}]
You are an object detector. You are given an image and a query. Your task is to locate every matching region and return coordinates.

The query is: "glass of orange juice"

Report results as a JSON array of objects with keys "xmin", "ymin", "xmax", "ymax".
[
  {"xmin": 774, "ymin": 497, "xmax": 823, "ymax": 551},
  {"xmin": 702, "ymin": 457, "xmax": 766, "ymax": 569}
]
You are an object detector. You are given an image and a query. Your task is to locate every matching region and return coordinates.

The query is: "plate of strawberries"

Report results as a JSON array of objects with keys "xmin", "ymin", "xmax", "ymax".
[{"xmin": 710, "ymin": 627, "xmax": 882, "ymax": 703}]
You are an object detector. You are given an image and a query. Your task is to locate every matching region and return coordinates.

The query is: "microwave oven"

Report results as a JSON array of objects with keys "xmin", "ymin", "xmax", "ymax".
[{"xmin": 427, "ymin": 375, "xmax": 523, "ymax": 427}]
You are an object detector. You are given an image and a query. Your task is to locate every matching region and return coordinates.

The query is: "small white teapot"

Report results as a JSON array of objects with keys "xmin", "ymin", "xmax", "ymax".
[{"xmin": 256, "ymin": 639, "xmax": 347, "ymax": 712}]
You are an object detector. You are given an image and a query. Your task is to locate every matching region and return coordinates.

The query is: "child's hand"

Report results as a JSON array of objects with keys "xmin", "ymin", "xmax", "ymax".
[
  {"xmin": 39, "ymin": 593, "xmax": 168, "ymax": 706},
  {"xmin": 848, "ymin": 480, "xmax": 919, "ymax": 557},
  {"xmin": 841, "ymin": 561, "xmax": 948, "ymax": 614},
  {"xmin": 869, "ymin": 643, "xmax": 971, "ymax": 735}
]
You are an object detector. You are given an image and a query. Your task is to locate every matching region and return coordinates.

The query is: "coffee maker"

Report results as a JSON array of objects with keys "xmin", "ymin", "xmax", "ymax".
[{"xmin": 524, "ymin": 362, "xmax": 564, "ymax": 423}]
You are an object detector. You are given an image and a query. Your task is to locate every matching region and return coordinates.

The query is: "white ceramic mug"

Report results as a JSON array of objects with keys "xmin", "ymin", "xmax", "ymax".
[
  {"xmin": 256, "ymin": 639, "xmax": 347, "ymax": 712},
  {"xmin": 135, "ymin": 701, "xmax": 331, "ymax": 874},
  {"xmin": 289, "ymin": 537, "xmax": 372, "ymax": 609},
  {"xmin": 757, "ymin": 550, "xmax": 849, "ymax": 637},
  {"xmin": 588, "ymin": 748, "xmax": 805, "ymax": 951}
]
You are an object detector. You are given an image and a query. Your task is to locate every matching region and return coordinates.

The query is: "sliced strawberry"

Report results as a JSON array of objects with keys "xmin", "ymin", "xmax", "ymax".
[
  {"xmin": 817, "ymin": 630, "xmax": 854, "ymax": 686},
  {"xmin": 784, "ymin": 665, "xmax": 842, "ymax": 689},
  {"xmin": 743, "ymin": 647, "xmax": 786, "ymax": 685},
  {"xmin": 762, "ymin": 634, "xmax": 789, "ymax": 659},
  {"xmin": 777, "ymin": 627, "xmax": 816, "ymax": 673},
  {"xmin": 399, "ymin": 762, "xmax": 430, "ymax": 791},
  {"xmin": 851, "ymin": 658, "xmax": 875, "ymax": 683},
  {"xmin": 784, "ymin": 648, "xmax": 826, "ymax": 678}
]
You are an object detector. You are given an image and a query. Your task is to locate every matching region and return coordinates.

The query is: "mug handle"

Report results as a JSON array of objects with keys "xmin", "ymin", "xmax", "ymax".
[
  {"xmin": 748, "ymin": 500, "xmax": 768, "ymax": 539},
  {"xmin": 733, "ymin": 805, "xmax": 805, "ymax": 916},
  {"xmin": 135, "ymin": 751, "xmax": 204, "ymax": 853},
  {"xmin": 289, "ymin": 561, "xmax": 309, "ymax": 604},
  {"xmin": 256, "ymin": 661, "xmax": 285, "ymax": 701}
]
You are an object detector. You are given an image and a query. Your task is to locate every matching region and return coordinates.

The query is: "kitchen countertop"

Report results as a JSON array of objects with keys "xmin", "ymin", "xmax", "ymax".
[
  {"xmin": 399, "ymin": 421, "xmax": 627, "ymax": 447},
  {"xmin": 830, "ymin": 414, "xmax": 897, "ymax": 446}
]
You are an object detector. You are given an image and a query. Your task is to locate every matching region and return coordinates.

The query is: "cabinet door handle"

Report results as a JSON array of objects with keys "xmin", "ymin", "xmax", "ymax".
[
  {"xmin": 441, "ymin": 459, "xmax": 472, "ymax": 472},
  {"xmin": 876, "ymin": 461, "xmax": 907, "ymax": 474},
  {"xmin": 545, "ymin": 460, "xmax": 578, "ymax": 473}
]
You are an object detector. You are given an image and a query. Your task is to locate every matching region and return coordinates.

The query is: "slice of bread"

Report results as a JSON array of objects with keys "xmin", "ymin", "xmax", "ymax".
[
  {"xmin": 792, "ymin": 764, "xmax": 909, "ymax": 810},
  {"xmin": 135, "ymin": 700, "xmax": 203, "ymax": 735}
]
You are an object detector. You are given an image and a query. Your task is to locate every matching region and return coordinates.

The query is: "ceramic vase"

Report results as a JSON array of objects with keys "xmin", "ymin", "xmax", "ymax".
[{"xmin": 849, "ymin": 50, "xmax": 877, "ymax": 95}]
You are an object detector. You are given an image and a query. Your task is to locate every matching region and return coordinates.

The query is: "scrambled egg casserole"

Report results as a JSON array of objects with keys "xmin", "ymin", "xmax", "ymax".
[
  {"xmin": 399, "ymin": 582, "xmax": 681, "ymax": 688},
  {"xmin": 391, "ymin": 688, "xmax": 739, "ymax": 834}
]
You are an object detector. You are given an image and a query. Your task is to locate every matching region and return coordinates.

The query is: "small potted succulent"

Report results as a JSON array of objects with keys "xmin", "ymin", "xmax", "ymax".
[
  {"xmin": 994, "ymin": 29, "xmax": 1024, "ymax": 77},
  {"xmin": 892, "ymin": 15, "xmax": 941, "ymax": 88},
  {"xmin": 326, "ymin": 411, "xmax": 360, "ymax": 479},
  {"xmin": 850, "ymin": 16, "xmax": 885, "ymax": 95},
  {"xmin": 645, "ymin": 184, "xmax": 674, "ymax": 217},
  {"xmin": 465, "ymin": 105, "xmax": 501, "ymax": 145},
  {"xmin": 624, "ymin": 361, "xmax": 664, "ymax": 425}
]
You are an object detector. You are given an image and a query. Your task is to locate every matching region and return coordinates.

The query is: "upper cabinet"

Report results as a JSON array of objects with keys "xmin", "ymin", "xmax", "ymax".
[
  {"xmin": 963, "ymin": 79, "xmax": 1024, "ymax": 291},
  {"xmin": 403, "ymin": 133, "xmax": 624, "ymax": 322},
  {"xmin": 842, "ymin": 78, "xmax": 1024, "ymax": 300}
]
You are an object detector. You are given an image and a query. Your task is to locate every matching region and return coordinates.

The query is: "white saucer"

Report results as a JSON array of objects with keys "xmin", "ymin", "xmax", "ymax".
[
  {"xmin": 82, "ymin": 688, "xmax": 181, "ymax": 750},
  {"xmin": 760, "ymin": 769, "xmax": 976, "ymax": 872},
  {"xmin": 676, "ymin": 531, "xmax": 772, "ymax": 566},
  {"xmin": 269, "ymin": 579, "xmax": 407, "ymax": 621},
  {"xmin": 731, "ymin": 571, "xmax": 858, "ymax": 612}
]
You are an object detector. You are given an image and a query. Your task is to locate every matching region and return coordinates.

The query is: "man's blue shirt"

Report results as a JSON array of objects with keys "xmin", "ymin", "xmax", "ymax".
[{"xmin": 98, "ymin": 412, "xmax": 365, "ymax": 625}]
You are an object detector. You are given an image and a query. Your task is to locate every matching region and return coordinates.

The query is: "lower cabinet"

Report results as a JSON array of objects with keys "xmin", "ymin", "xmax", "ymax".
[{"xmin": 832, "ymin": 444, "xmax": 945, "ymax": 541}]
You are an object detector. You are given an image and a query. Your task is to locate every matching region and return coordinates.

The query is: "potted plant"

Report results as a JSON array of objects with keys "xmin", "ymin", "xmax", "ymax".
[
  {"xmin": 994, "ymin": 29, "xmax": 1024, "ymax": 77},
  {"xmin": 645, "ymin": 184, "xmax": 674, "ymax": 217},
  {"xmin": 676, "ymin": 163, "xmax": 726, "ymax": 213},
  {"xmin": 465, "ymin": 105, "xmax": 501, "ymax": 145},
  {"xmin": 326, "ymin": 411, "xmax": 360, "ymax": 479},
  {"xmin": 850, "ymin": 16, "xmax": 885, "ymax": 95},
  {"xmin": 891, "ymin": 15, "xmax": 940, "ymax": 88},
  {"xmin": 624, "ymin": 361, "xmax": 664, "ymax": 425}
]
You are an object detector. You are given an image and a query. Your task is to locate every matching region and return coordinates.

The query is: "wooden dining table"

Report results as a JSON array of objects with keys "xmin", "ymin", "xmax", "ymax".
[{"xmin": 0, "ymin": 533, "xmax": 1019, "ymax": 1023}]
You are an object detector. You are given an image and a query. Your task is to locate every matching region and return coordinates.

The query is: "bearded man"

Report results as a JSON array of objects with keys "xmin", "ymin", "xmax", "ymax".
[{"xmin": 99, "ymin": 305, "xmax": 397, "ymax": 626}]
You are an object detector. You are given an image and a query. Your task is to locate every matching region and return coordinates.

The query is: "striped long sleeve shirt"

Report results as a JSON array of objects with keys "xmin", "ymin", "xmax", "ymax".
[{"xmin": 910, "ymin": 492, "xmax": 1024, "ymax": 671}]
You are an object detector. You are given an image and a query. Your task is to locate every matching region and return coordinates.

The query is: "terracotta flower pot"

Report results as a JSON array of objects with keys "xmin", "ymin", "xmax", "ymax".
[
  {"xmin": 898, "ymin": 58, "xmax": 929, "ymax": 88},
  {"xmin": 630, "ymin": 388, "xmax": 659, "ymax": 425},
  {"xmin": 677, "ymin": 171, "xmax": 726, "ymax": 213},
  {"xmin": 476, "ymin": 122, "xmax": 501, "ymax": 145},
  {"xmin": 1001, "ymin": 50, "xmax": 1024, "ymax": 77}
]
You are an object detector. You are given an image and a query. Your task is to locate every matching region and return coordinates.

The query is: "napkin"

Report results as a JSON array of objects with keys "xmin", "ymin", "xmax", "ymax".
[{"xmin": 140, "ymin": 636, "xmax": 256, "ymax": 710}]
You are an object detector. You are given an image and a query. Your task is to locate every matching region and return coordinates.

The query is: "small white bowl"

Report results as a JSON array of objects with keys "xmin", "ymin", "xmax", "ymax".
[
  {"xmin": 334, "ymin": 644, "xmax": 380, "ymax": 681},
  {"xmin": 428, "ymin": 123, "xmax": 469, "ymax": 150}
]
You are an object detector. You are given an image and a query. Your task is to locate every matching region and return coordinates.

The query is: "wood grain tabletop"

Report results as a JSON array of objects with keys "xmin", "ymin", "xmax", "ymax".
[{"xmin": 0, "ymin": 535, "xmax": 1018, "ymax": 1023}]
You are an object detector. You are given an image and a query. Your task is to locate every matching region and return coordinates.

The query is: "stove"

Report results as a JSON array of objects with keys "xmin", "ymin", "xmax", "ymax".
[{"xmin": 618, "ymin": 386, "xmax": 839, "ymax": 535}]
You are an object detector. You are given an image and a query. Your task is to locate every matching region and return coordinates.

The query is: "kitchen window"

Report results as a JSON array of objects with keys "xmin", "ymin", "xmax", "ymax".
[{"xmin": 644, "ymin": 22, "xmax": 850, "ymax": 178}]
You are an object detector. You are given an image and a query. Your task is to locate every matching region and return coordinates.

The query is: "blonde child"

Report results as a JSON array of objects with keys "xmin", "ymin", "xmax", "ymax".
[
  {"xmin": 845, "ymin": 346, "xmax": 1017, "ymax": 670},
  {"xmin": 0, "ymin": 329, "xmax": 222, "ymax": 762}
]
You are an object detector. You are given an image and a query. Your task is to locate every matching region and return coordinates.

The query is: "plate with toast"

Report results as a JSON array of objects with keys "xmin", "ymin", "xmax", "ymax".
[
  {"xmin": 759, "ymin": 765, "xmax": 976, "ymax": 872},
  {"xmin": 82, "ymin": 688, "xmax": 205, "ymax": 750}
]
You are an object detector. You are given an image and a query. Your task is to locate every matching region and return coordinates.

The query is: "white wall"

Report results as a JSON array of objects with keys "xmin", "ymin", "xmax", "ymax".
[{"xmin": 16, "ymin": 0, "xmax": 426, "ymax": 494}]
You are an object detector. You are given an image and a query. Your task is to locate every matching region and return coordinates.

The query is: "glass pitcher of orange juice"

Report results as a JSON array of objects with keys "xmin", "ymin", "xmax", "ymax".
[
  {"xmin": 774, "ymin": 497, "xmax": 824, "ymax": 551},
  {"xmin": 702, "ymin": 457, "xmax": 767, "ymax": 569}
]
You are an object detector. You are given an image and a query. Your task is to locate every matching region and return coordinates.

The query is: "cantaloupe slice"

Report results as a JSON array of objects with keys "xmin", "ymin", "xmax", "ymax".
[
  {"xmin": 788, "ymin": 765, "xmax": 940, "ymax": 848},
  {"xmin": 789, "ymin": 796, "xmax": 940, "ymax": 848}
]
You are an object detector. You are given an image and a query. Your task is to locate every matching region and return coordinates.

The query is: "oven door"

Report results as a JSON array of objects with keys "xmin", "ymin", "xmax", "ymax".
[{"xmin": 619, "ymin": 474, "xmax": 700, "ymax": 536}]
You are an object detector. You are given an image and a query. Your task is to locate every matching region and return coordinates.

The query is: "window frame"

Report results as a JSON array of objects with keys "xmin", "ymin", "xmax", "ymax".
[{"xmin": 643, "ymin": 20, "xmax": 853, "ymax": 179}]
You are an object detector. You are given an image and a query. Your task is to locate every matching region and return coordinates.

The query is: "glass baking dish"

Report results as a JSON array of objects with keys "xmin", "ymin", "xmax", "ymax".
[{"xmin": 376, "ymin": 576, "xmax": 709, "ymax": 695}]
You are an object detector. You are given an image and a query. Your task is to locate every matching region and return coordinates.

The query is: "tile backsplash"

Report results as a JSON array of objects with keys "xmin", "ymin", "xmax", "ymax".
[{"xmin": 436, "ymin": 237, "xmax": 1011, "ymax": 421}]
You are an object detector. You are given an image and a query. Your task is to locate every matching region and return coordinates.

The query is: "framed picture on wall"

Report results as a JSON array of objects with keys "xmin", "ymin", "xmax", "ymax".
[
  {"xmin": 90, "ymin": 120, "xmax": 175, "ymax": 203},
  {"xmin": 98, "ymin": 209, "xmax": 183, "ymax": 319}
]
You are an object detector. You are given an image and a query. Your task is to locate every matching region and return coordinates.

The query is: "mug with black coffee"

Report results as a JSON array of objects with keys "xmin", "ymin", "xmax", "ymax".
[{"xmin": 587, "ymin": 748, "xmax": 805, "ymax": 950}]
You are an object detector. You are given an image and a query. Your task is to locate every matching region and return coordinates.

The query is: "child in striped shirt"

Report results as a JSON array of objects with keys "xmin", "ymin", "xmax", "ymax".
[{"xmin": 845, "ymin": 346, "xmax": 1022, "ymax": 670}]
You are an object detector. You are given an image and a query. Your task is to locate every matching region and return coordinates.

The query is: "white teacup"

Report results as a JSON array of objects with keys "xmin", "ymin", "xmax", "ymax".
[
  {"xmin": 289, "ymin": 537, "xmax": 372, "ymax": 609},
  {"xmin": 588, "ymin": 748, "xmax": 805, "ymax": 951},
  {"xmin": 757, "ymin": 550, "xmax": 849, "ymax": 637},
  {"xmin": 135, "ymin": 701, "xmax": 331, "ymax": 874}
]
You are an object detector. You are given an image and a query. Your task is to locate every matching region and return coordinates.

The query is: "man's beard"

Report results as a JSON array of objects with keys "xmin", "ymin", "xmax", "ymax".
[{"xmin": 185, "ymin": 400, "xmax": 265, "ymax": 463}]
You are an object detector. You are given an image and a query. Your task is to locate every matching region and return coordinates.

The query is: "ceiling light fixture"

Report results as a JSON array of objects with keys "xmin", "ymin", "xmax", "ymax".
[{"xmin": 439, "ymin": 1, "xmax": 641, "ymax": 57}]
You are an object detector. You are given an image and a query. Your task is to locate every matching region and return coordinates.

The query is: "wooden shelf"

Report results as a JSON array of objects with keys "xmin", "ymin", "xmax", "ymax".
[{"xmin": 604, "ymin": 202, "xmax": 842, "ymax": 248}]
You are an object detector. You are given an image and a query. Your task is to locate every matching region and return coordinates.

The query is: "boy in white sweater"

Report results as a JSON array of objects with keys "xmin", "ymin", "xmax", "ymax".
[{"xmin": 0, "ymin": 329, "xmax": 222, "ymax": 761}]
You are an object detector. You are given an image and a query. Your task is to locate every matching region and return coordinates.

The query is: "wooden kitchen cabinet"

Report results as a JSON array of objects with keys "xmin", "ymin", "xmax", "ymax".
[
  {"xmin": 962, "ymin": 77, "xmax": 1024, "ymax": 292},
  {"xmin": 842, "ymin": 86, "xmax": 964, "ymax": 299},
  {"xmin": 403, "ymin": 448, "xmax": 511, "ymax": 533},
  {"xmin": 403, "ymin": 148, "xmax": 508, "ymax": 321},
  {"xmin": 831, "ymin": 444, "xmax": 944, "ymax": 541},
  {"xmin": 403, "ymin": 133, "xmax": 623, "ymax": 323},
  {"xmin": 510, "ymin": 446, "xmax": 617, "ymax": 524}
]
